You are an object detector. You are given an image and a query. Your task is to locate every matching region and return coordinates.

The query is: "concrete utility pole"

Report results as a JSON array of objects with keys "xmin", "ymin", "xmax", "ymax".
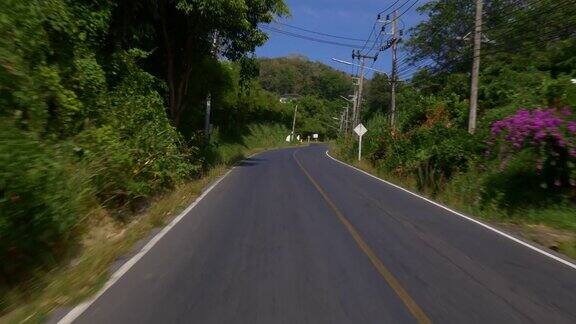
[
  {"xmin": 205, "ymin": 32, "xmax": 219, "ymax": 139},
  {"xmin": 390, "ymin": 10, "xmax": 399, "ymax": 131},
  {"xmin": 351, "ymin": 50, "xmax": 377, "ymax": 127},
  {"xmin": 291, "ymin": 104, "xmax": 298, "ymax": 142},
  {"xmin": 351, "ymin": 87, "xmax": 359, "ymax": 131},
  {"xmin": 343, "ymin": 104, "xmax": 350, "ymax": 134},
  {"xmin": 339, "ymin": 94, "xmax": 355, "ymax": 135},
  {"xmin": 204, "ymin": 93, "xmax": 212, "ymax": 139},
  {"xmin": 469, "ymin": 0, "xmax": 484, "ymax": 134},
  {"xmin": 356, "ymin": 58, "xmax": 366, "ymax": 128},
  {"xmin": 338, "ymin": 108, "xmax": 347, "ymax": 135},
  {"xmin": 332, "ymin": 58, "xmax": 386, "ymax": 135}
]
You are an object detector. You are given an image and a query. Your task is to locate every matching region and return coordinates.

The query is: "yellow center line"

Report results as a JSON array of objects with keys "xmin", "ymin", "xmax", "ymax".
[{"xmin": 293, "ymin": 150, "xmax": 432, "ymax": 324}]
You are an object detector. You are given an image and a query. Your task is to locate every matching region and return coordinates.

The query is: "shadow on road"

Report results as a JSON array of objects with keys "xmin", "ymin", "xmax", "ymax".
[{"xmin": 236, "ymin": 157, "xmax": 266, "ymax": 167}]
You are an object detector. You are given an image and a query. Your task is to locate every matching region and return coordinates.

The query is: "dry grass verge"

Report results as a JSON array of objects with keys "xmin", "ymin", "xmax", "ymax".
[{"xmin": 0, "ymin": 165, "xmax": 228, "ymax": 324}]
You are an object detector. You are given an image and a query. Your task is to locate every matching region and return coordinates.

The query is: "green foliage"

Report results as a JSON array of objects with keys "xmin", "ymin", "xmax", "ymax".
[
  {"xmin": 0, "ymin": 0, "xmax": 113, "ymax": 136},
  {"xmin": 0, "ymin": 122, "xmax": 89, "ymax": 282},
  {"xmin": 256, "ymin": 56, "xmax": 356, "ymax": 140},
  {"xmin": 334, "ymin": 0, "xmax": 576, "ymax": 232},
  {"xmin": 295, "ymin": 96, "xmax": 340, "ymax": 138},
  {"xmin": 395, "ymin": 126, "xmax": 475, "ymax": 192},
  {"xmin": 76, "ymin": 51, "xmax": 194, "ymax": 209},
  {"xmin": 108, "ymin": 0, "xmax": 288, "ymax": 130},
  {"xmin": 363, "ymin": 114, "xmax": 392, "ymax": 161},
  {"xmin": 364, "ymin": 73, "xmax": 391, "ymax": 121},
  {"xmin": 243, "ymin": 124, "xmax": 291, "ymax": 149},
  {"xmin": 0, "ymin": 0, "xmax": 291, "ymax": 287},
  {"xmin": 481, "ymin": 150, "xmax": 563, "ymax": 210},
  {"xmin": 258, "ymin": 56, "xmax": 352, "ymax": 99},
  {"xmin": 209, "ymin": 124, "xmax": 291, "ymax": 165}
]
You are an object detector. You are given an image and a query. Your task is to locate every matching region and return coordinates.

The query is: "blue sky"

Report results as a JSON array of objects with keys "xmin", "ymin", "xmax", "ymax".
[{"xmin": 255, "ymin": 0, "xmax": 430, "ymax": 78}]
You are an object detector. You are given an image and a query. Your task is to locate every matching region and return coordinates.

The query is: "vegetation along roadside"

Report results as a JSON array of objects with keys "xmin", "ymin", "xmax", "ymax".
[
  {"xmin": 328, "ymin": 0, "xmax": 576, "ymax": 260},
  {"xmin": 0, "ymin": 0, "xmax": 297, "ymax": 322}
]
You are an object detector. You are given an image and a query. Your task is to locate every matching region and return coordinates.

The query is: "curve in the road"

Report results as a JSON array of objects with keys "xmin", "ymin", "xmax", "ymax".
[
  {"xmin": 53, "ymin": 145, "xmax": 576, "ymax": 324},
  {"xmin": 293, "ymin": 149, "xmax": 431, "ymax": 324},
  {"xmin": 324, "ymin": 149, "xmax": 576, "ymax": 271}
]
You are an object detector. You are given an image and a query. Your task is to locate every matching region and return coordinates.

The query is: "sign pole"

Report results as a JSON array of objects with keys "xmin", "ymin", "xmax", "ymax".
[
  {"xmin": 358, "ymin": 135, "xmax": 362, "ymax": 161},
  {"xmin": 353, "ymin": 123, "xmax": 367, "ymax": 162}
]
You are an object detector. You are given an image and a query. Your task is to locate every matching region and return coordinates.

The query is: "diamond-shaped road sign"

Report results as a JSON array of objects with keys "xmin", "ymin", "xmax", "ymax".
[{"xmin": 354, "ymin": 123, "xmax": 367, "ymax": 137}]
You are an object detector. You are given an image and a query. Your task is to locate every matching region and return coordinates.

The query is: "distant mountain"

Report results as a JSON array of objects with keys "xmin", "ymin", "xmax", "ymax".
[{"xmin": 258, "ymin": 56, "xmax": 352, "ymax": 100}]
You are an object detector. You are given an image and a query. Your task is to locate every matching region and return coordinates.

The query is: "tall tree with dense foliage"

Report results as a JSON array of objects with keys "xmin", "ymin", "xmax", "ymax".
[
  {"xmin": 108, "ymin": 0, "xmax": 288, "ymax": 128},
  {"xmin": 0, "ymin": 0, "xmax": 289, "ymax": 285}
]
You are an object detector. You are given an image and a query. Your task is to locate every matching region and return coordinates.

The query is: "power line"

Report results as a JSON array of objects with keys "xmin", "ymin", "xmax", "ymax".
[
  {"xmin": 364, "ymin": 29, "xmax": 386, "ymax": 56},
  {"xmin": 395, "ymin": 54, "xmax": 415, "ymax": 69},
  {"xmin": 380, "ymin": 0, "xmax": 414, "ymax": 16},
  {"xmin": 378, "ymin": 0, "xmax": 403, "ymax": 15},
  {"xmin": 364, "ymin": 1, "xmax": 419, "ymax": 57},
  {"xmin": 359, "ymin": 22, "xmax": 378, "ymax": 53},
  {"xmin": 395, "ymin": 0, "xmax": 420, "ymax": 23},
  {"xmin": 398, "ymin": 21, "xmax": 576, "ymax": 79},
  {"xmin": 484, "ymin": 0, "xmax": 576, "ymax": 37},
  {"xmin": 482, "ymin": 0, "xmax": 574, "ymax": 29},
  {"xmin": 261, "ymin": 25, "xmax": 362, "ymax": 49},
  {"xmin": 272, "ymin": 21, "xmax": 381, "ymax": 43},
  {"xmin": 479, "ymin": 21, "xmax": 576, "ymax": 56},
  {"xmin": 398, "ymin": 61, "xmax": 434, "ymax": 78},
  {"xmin": 397, "ymin": 0, "xmax": 575, "ymax": 74}
]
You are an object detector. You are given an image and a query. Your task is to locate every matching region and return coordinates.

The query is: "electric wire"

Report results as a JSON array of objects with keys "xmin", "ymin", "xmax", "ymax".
[
  {"xmin": 261, "ymin": 25, "xmax": 362, "ymax": 49},
  {"xmin": 378, "ymin": 0, "xmax": 404, "ymax": 15},
  {"xmin": 272, "ymin": 21, "xmax": 381, "ymax": 43}
]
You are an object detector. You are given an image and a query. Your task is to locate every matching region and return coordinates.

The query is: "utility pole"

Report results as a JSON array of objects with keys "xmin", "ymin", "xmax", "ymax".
[
  {"xmin": 343, "ymin": 104, "xmax": 350, "ymax": 134},
  {"xmin": 340, "ymin": 110, "xmax": 345, "ymax": 134},
  {"xmin": 356, "ymin": 57, "xmax": 366, "ymax": 127},
  {"xmin": 205, "ymin": 32, "xmax": 219, "ymax": 140},
  {"xmin": 339, "ymin": 95, "xmax": 354, "ymax": 135},
  {"xmin": 390, "ymin": 10, "xmax": 399, "ymax": 131},
  {"xmin": 332, "ymin": 58, "xmax": 387, "ymax": 134},
  {"xmin": 204, "ymin": 93, "xmax": 212, "ymax": 139},
  {"xmin": 291, "ymin": 104, "xmax": 298, "ymax": 142},
  {"xmin": 351, "ymin": 50, "xmax": 377, "ymax": 127},
  {"xmin": 468, "ymin": 0, "xmax": 483, "ymax": 134},
  {"xmin": 338, "ymin": 108, "xmax": 347, "ymax": 135},
  {"xmin": 350, "ymin": 87, "xmax": 358, "ymax": 131}
]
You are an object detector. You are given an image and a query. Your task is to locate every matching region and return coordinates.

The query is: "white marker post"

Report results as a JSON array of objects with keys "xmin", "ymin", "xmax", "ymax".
[{"xmin": 354, "ymin": 123, "xmax": 367, "ymax": 161}]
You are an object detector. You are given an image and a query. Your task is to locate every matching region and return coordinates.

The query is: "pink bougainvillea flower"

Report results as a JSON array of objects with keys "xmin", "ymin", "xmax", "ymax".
[{"xmin": 489, "ymin": 107, "xmax": 575, "ymax": 185}]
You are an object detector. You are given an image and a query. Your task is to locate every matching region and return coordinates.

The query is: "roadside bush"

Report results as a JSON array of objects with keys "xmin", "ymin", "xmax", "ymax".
[
  {"xmin": 363, "ymin": 114, "xmax": 392, "ymax": 161},
  {"xmin": 489, "ymin": 107, "xmax": 576, "ymax": 192},
  {"xmin": 0, "ymin": 122, "xmax": 89, "ymax": 282},
  {"xmin": 210, "ymin": 123, "xmax": 290, "ymax": 165},
  {"xmin": 243, "ymin": 123, "xmax": 290, "ymax": 149},
  {"xmin": 481, "ymin": 150, "xmax": 559, "ymax": 210},
  {"xmin": 398, "ymin": 126, "xmax": 476, "ymax": 192},
  {"xmin": 363, "ymin": 123, "xmax": 476, "ymax": 193},
  {"xmin": 75, "ymin": 62, "xmax": 194, "ymax": 210}
]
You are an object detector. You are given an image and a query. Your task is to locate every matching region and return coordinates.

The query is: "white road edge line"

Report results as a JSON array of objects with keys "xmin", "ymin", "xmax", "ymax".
[
  {"xmin": 57, "ymin": 153, "xmax": 257, "ymax": 323},
  {"xmin": 325, "ymin": 150, "xmax": 576, "ymax": 271}
]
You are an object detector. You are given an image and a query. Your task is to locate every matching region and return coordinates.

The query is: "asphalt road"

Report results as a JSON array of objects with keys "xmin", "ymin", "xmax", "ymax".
[{"xmin": 62, "ymin": 145, "xmax": 576, "ymax": 323}]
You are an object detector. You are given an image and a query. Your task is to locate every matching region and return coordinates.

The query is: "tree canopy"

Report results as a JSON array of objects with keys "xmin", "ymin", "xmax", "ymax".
[{"xmin": 0, "ymin": 0, "xmax": 290, "ymax": 285}]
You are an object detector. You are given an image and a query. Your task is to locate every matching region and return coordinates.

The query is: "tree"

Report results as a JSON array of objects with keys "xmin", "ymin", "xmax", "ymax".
[
  {"xmin": 364, "ymin": 73, "xmax": 391, "ymax": 121},
  {"xmin": 108, "ymin": 0, "xmax": 288, "ymax": 127},
  {"xmin": 258, "ymin": 56, "xmax": 351, "ymax": 99}
]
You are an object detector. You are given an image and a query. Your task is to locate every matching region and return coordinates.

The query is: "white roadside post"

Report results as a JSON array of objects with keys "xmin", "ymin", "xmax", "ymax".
[{"xmin": 354, "ymin": 123, "xmax": 367, "ymax": 161}]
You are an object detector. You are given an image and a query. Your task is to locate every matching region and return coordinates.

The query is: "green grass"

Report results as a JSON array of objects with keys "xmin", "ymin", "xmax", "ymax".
[{"xmin": 211, "ymin": 124, "xmax": 295, "ymax": 166}]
